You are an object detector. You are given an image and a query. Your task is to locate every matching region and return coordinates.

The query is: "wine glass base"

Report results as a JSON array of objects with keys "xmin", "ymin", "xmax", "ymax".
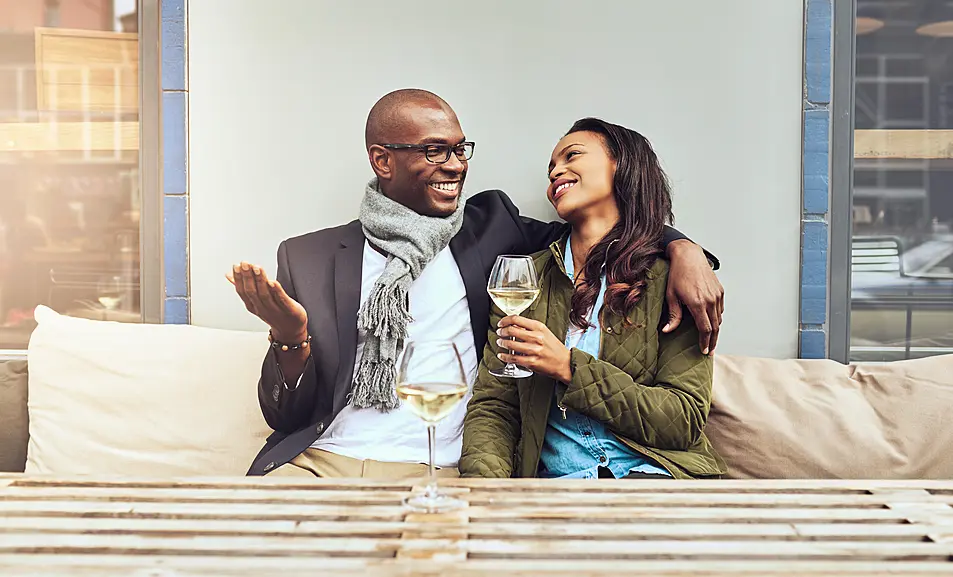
[
  {"xmin": 489, "ymin": 364, "xmax": 534, "ymax": 379},
  {"xmin": 403, "ymin": 492, "xmax": 467, "ymax": 513}
]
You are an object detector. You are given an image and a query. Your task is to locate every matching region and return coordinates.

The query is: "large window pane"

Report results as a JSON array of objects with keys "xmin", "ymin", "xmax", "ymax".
[
  {"xmin": 851, "ymin": 1, "xmax": 953, "ymax": 362},
  {"xmin": 0, "ymin": 0, "xmax": 141, "ymax": 350}
]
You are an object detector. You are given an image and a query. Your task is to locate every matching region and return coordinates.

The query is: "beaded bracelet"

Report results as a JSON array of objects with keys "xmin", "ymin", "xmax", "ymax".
[{"xmin": 268, "ymin": 330, "xmax": 312, "ymax": 352}]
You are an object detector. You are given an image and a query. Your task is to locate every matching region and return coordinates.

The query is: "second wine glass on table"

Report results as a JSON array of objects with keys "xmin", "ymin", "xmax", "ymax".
[{"xmin": 486, "ymin": 255, "xmax": 540, "ymax": 379}]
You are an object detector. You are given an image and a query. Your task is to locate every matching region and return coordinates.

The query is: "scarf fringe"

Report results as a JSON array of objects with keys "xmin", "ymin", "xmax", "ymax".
[
  {"xmin": 351, "ymin": 359, "xmax": 400, "ymax": 411},
  {"xmin": 357, "ymin": 282, "xmax": 413, "ymax": 342}
]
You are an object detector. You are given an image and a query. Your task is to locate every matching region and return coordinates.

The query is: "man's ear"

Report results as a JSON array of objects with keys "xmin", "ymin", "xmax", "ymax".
[{"xmin": 368, "ymin": 145, "xmax": 393, "ymax": 181}]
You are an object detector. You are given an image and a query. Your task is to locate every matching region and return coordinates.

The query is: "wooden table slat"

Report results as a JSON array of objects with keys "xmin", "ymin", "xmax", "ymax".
[
  {"xmin": 2, "ymin": 534, "xmax": 953, "ymax": 561},
  {"xmin": 4, "ymin": 516, "xmax": 952, "ymax": 540},
  {"xmin": 467, "ymin": 505, "xmax": 911, "ymax": 521},
  {"xmin": 11, "ymin": 485, "xmax": 953, "ymax": 507},
  {"xmin": 0, "ymin": 500, "xmax": 410, "ymax": 519},
  {"xmin": 0, "ymin": 502, "xmax": 923, "ymax": 524},
  {"xmin": 7, "ymin": 474, "xmax": 953, "ymax": 491},
  {"xmin": 1, "ymin": 486, "xmax": 415, "ymax": 504},
  {"xmin": 2, "ymin": 556, "xmax": 953, "ymax": 576}
]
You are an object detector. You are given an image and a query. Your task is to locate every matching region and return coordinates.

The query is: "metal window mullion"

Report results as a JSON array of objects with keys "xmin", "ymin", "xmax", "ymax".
[
  {"xmin": 139, "ymin": 0, "xmax": 163, "ymax": 324},
  {"xmin": 828, "ymin": 0, "xmax": 857, "ymax": 363}
]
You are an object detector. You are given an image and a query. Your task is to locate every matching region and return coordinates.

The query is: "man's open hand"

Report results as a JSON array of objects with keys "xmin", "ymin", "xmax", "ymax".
[{"xmin": 227, "ymin": 262, "xmax": 308, "ymax": 341}]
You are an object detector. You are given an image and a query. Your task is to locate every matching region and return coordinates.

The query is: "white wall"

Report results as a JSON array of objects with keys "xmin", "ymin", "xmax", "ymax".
[{"xmin": 188, "ymin": 0, "xmax": 804, "ymax": 358}]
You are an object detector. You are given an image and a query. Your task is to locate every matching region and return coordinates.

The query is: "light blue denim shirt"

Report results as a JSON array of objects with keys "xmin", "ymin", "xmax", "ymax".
[{"xmin": 537, "ymin": 238, "xmax": 671, "ymax": 479}]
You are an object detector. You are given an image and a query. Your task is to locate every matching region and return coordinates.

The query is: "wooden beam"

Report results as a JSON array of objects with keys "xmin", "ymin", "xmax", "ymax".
[
  {"xmin": 854, "ymin": 129, "xmax": 953, "ymax": 159},
  {"xmin": 0, "ymin": 121, "xmax": 138, "ymax": 152}
]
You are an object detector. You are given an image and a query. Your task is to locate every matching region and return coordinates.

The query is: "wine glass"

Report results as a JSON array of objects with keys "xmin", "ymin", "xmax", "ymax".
[
  {"xmin": 96, "ymin": 274, "xmax": 124, "ymax": 310},
  {"xmin": 487, "ymin": 255, "xmax": 540, "ymax": 378},
  {"xmin": 396, "ymin": 340, "xmax": 469, "ymax": 513}
]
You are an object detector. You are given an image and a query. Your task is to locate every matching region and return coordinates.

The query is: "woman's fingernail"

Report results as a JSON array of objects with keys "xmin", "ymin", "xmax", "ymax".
[
  {"xmin": 496, "ymin": 339, "xmax": 504, "ymax": 348},
  {"xmin": 253, "ymin": 267, "xmax": 261, "ymax": 276},
  {"xmin": 497, "ymin": 353, "xmax": 504, "ymax": 360}
]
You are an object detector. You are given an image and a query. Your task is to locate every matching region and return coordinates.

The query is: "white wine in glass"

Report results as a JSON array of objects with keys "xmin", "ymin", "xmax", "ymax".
[
  {"xmin": 396, "ymin": 340, "xmax": 468, "ymax": 513},
  {"xmin": 397, "ymin": 382, "xmax": 469, "ymax": 423},
  {"xmin": 486, "ymin": 287, "xmax": 539, "ymax": 316},
  {"xmin": 487, "ymin": 255, "xmax": 540, "ymax": 379}
]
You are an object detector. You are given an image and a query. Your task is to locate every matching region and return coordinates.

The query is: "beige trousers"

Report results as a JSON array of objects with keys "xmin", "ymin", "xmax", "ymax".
[{"xmin": 267, "ymin": 447, "xmax": 460, "ymax": 479}]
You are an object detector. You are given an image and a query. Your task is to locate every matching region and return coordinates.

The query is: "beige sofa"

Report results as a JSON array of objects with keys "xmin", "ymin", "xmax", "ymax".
[{"xmin": 2, "ymin": 305, "xmax": 952, "ymax": 478}]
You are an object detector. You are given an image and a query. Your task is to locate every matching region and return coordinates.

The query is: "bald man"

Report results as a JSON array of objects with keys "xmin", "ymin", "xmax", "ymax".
[{"xmin": 232, "ymin": 89, "xmax": 724, "ymax": 479}]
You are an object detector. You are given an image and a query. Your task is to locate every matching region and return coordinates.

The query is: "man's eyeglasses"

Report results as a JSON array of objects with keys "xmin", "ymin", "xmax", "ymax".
[{"xmin": 379, "ymin": 141, "xmax": 475, "ymax": 164}]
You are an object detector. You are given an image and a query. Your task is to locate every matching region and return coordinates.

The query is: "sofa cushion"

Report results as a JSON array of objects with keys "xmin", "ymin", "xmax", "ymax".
[
  {"xmin": 0, "ymin": 359, "xmax": 29, "ymax": 472},
  {"xmin": 708, "ymin": 354, "xmax": 953, "ymax": 479},
  {"xmin": 26, "ymin": 306, "xmax": 272, "ymax": 476}
]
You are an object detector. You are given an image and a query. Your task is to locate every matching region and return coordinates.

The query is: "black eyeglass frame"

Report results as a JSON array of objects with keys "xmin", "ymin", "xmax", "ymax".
[{"xmin": 378, "ymin": 141, "xmax": 475, "ymax": 164}]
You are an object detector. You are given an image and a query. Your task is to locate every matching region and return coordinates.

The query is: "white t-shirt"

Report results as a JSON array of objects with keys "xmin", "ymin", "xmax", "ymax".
[{"xmin": 309, "ymin": 241, "xmax": 478, "ymax": 468}]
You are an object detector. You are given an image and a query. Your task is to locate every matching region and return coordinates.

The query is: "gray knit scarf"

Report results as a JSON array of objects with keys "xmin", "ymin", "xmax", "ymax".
[{"xmin": 353, "ymin": 177, "xmax": 466, "ymax": 411}]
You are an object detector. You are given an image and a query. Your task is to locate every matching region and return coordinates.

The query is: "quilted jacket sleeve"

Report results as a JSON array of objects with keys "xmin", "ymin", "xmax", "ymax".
[
  {"xmin": 558, "ymin": 314, "xmax": 713, "ymax": 451},
  {"xmin": 460, "ymin": 303, "xmax": 522, "ymax": 478}
]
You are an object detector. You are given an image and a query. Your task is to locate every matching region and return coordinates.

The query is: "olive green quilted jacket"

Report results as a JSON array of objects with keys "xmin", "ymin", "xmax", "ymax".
[{"xmin": 460, "ymin": 239, "xmax": 727, "ymax": 479}]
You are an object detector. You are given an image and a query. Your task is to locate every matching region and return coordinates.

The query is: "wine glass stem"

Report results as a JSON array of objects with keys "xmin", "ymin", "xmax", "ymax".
[
  {"xmin": 507, "ymin": 336, "xmax": 518, "ymax": 369},
  {"xmin": 506, "ymin": 312, "xmax": 522, "ymax": 369},
  {"xmin": 425, "ymin": 423, "xmax": 438, "ymax": 498}
]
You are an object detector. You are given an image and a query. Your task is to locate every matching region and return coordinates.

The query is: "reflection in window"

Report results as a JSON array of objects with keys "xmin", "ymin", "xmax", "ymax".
[
  {"xmin": 850, "ymin": 1, "xmax": 953, "ymax": 361},
  {"xmin": 0, "ymin": 0, "xmax": 141, "ymax": 350},
  {"xmin": 44, "ymin": 0, "xmax": 61, "ymax": 28}
]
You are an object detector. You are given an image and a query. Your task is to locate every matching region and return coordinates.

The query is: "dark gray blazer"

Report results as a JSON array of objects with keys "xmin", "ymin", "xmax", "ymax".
[{"xmin": 247, "ymin": 190, "xmax": 700, "ymax": 475}]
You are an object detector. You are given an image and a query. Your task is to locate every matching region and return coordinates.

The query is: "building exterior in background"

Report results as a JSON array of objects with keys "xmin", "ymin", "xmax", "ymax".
[
  {"xmin": 848, "ymin": 0, "xmax": 953, "ymax": 361},
  {"xmin": 0, "ymin": 0, "xmax": 118, "ymax": 31},
  {"xmin": 0, "ymin": 0, "xmax": 141, "ymax": 350},
  {"xmin": 0, "ymin": 0, "xmax": 951, "ymax": 363}
]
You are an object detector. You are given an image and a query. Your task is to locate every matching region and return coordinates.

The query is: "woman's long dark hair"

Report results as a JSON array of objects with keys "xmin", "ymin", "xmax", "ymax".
[{"xmin": 566, "ymin": 118, "xmax": 674, "ymax": 329}]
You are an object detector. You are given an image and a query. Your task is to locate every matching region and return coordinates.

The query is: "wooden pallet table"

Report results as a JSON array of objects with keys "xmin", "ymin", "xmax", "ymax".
[{"xmin": 1, "ymin": 475, "xmax": 953, "ymax": 576}]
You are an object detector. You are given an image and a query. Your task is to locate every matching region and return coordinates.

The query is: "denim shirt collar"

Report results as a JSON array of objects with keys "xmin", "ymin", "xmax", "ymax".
[{"xmin": 557, "ymin": 234, "xmax": 610, "ymax": 284}]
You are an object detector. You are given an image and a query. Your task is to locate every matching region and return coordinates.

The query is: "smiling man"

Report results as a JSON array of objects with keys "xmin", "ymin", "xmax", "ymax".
[{"xmin": 230, "ymin": 89, "xmax": 724, "ymax": 479}]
